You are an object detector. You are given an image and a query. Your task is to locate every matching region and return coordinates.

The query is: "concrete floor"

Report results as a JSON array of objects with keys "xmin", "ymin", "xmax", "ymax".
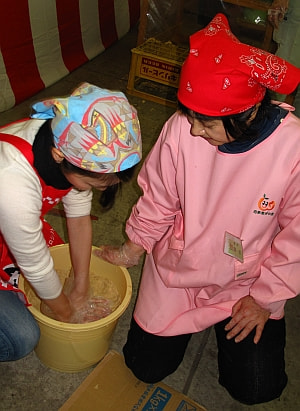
[{"xmin": 0, "ymin": 26, "xmax": 300, "ymax": 411}]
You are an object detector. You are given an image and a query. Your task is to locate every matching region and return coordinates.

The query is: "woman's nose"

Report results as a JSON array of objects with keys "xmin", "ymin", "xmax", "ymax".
[{"xmin": 190, "ymin": 123, "xmax": 205, "ymax": 136}]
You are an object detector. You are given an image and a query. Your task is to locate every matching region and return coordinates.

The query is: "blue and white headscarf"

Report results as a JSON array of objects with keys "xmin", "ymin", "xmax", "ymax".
[{"xmin": 31, "ymin": 83, "xmax": 142, "ymax": 173}]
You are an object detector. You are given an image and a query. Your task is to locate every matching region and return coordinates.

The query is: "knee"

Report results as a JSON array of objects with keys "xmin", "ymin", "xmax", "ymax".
[
  {"xmin": 123, "ymin": 341, "xmax": 160, "ymax": 383},
  {"xmin": 217, "ymin": 338, "xmax": 288, "ymax": 404},
  {"xmin": 220, "ymin": 375, "xmax": 288, "ymax": 405},
  {"xmin": 215, "ymin": 317, "xmax": 288, "ymax": 404},
  {"xmin": 17, "ymin": 320, "xmax": 40, "ymax": 359},
  {"xmin": 123, "ymin": 319, "xmax": 191, "ymax": 383},
  {"xmin": 0, "ymin": 319, "xmax": 40, "ymax": 361}
]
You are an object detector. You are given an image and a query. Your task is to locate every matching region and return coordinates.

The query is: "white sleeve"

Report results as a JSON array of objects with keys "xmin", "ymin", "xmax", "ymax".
[
  {"xmin": 0, "ymin": 144, "xmax": 62, "ymax": 299},
  {"xmin": 62, "ymin": 188, "xmax": 93, "ymax": 218}
]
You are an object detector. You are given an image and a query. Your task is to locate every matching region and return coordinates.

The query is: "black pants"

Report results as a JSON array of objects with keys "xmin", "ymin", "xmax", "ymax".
[{"xmin": 123, "ymin": 317, "xmax": 287, "ymax": 405}]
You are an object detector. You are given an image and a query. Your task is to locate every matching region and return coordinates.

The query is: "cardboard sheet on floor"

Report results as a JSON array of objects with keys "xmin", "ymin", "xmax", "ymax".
[{"xmin": 60, "ymin": 350, "xmax": 207, "ymax": 411}]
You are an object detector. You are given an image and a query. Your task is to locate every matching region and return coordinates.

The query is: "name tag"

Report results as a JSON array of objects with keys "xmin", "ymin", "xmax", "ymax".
[{"xmin": 224, "ymin": 231, "xmax": 244, "ymax": 263}]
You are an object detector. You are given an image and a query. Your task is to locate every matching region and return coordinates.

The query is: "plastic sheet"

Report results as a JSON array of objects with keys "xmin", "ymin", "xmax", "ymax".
[{"xmin": 137, "ymin": 0, "xmax": 275, "ymax": 52}]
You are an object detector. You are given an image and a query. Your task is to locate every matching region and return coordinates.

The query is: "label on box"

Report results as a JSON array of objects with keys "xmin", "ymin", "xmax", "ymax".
[
  {"xmin": 140, "ymin": 386, "xmax": 198, "ymax": 411},
  {"xmin": 139, "ymin": 57, "xmax": 181, "ymax": 86},
  {"xmin": 141, "ymin": 386, "xmax": 171, "ymax": 410}
]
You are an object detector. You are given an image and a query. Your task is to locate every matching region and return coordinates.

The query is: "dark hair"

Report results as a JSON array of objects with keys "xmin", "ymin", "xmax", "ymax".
[
  {"xmin": 60, "ymin": 160, "xmax": 137, "ymax": 210},
  {"xmin": 178, "ymin": 91, "xmax": 274, "ymax": 142},
  {"xmin": 101, "ymin": 166, "xmax": 136, "ymax": 210}
]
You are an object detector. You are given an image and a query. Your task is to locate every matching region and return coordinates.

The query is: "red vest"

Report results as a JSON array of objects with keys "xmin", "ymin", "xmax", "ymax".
[{"xmin": 0, "ymin": 132, "xmax": 72, "ymax": 304}]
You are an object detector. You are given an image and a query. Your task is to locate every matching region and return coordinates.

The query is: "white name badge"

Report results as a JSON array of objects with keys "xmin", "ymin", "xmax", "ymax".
[{"xmin": 223, "ymin": 231, "xmax": 244, "ymax": 263}]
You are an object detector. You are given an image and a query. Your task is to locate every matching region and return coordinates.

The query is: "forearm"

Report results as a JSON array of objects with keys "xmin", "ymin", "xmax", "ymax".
[{"xmin": 66, "ymin": 215, "xmax": 92, "ymax": 298}]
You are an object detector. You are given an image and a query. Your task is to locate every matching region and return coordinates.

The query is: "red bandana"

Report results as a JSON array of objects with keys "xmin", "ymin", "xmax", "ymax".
[{"xmin": 178, "ymin": 13, "xmax": 300, "ymax": 116}]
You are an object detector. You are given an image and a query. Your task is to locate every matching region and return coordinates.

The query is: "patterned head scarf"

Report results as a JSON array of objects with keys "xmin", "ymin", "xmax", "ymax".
[
  {"xmin": 178, "ymin": 13, "xmax": 300, "ymax": 116},
  {"xmin": 31, "ymin": 83, "xmax": 142, "ymax": 173}
]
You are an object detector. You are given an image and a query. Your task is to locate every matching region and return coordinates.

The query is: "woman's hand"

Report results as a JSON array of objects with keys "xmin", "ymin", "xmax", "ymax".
[
  {"xmin": 69, "ymin": 296, "xmax": 112, "ymax": 323},
  {"xmin": 41, "ymin": 293, "xmax": 112, "ymax": 323},
  {"xmin": 62, "ymin": 271, "xmax": 116, "ymax": 323},
  {"xmin": 224, "ymin": 295, "xmax": 270, "ymax": 344},
  {"xmin": 40, "ymin": 292, "xmax": 73, "ymax": 322},
  {"xmin": 40, "ymin": 271, "xmax": 92, "ymax": 323},
  {"xmin": 94, "ymin": 241, "xmax": 145, "ymax": 268}
]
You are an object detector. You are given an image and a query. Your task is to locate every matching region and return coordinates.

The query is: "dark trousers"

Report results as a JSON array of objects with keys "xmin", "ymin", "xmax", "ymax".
[{"xmin": 123, "ymin": 317, "xmax": 287, "ymax": 405}]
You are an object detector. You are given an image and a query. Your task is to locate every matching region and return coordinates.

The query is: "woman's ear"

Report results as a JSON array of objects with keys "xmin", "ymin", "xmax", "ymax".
[
  {"xmin": 248, "ymin": 103, "xmax": 261, "ymax": 123},
  {"xmin": 51, "ymin": 147, "xmax": 65, "ymax": 163}
]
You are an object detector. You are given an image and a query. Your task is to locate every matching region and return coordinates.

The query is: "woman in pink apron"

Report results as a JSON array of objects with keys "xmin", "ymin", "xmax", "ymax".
[
  {"xmin": 0, "ymin": 83, "xmax": 142, "ymax": 361},
  {"xmin": 96, "ymin": 14, "xmax": 300, "ymax": 405}
]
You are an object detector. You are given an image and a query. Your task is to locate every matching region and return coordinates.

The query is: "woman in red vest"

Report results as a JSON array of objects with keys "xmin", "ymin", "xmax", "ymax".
[{"xmin": 0, "ymin": 82, "xmax": 142, "ymax": 361}]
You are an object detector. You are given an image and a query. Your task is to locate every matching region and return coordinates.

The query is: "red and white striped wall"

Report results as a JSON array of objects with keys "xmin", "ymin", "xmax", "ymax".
[{"xmin": 0, "ymin": 0, "xmax": 140, "ymax": 112}]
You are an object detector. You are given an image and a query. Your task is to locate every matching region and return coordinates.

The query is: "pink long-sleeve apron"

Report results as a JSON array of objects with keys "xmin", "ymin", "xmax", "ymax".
[{"xmin": 126, "ymin": 109, "xmax": 300, "ymax": 336}]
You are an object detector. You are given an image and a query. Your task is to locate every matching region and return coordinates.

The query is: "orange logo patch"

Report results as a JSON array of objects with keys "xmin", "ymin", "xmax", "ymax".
[{"xmin": 257, "ymin": 194, "xmax": 275, "ymax": 211}]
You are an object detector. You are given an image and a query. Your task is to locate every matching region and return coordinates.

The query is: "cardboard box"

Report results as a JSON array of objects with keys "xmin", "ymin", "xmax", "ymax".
[
  {"xmin": 60, "ymin": 350, "xmax": 207, "ymax": 411},
  {"xmin": 127, "ymin": 38, "xmax": 188, "ymax": 108}
]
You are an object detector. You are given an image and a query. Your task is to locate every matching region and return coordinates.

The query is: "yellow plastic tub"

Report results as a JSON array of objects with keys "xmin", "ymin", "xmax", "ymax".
[{"xmin": 18, "ymin": 244, "xmax": 132, "ymax": 373}]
